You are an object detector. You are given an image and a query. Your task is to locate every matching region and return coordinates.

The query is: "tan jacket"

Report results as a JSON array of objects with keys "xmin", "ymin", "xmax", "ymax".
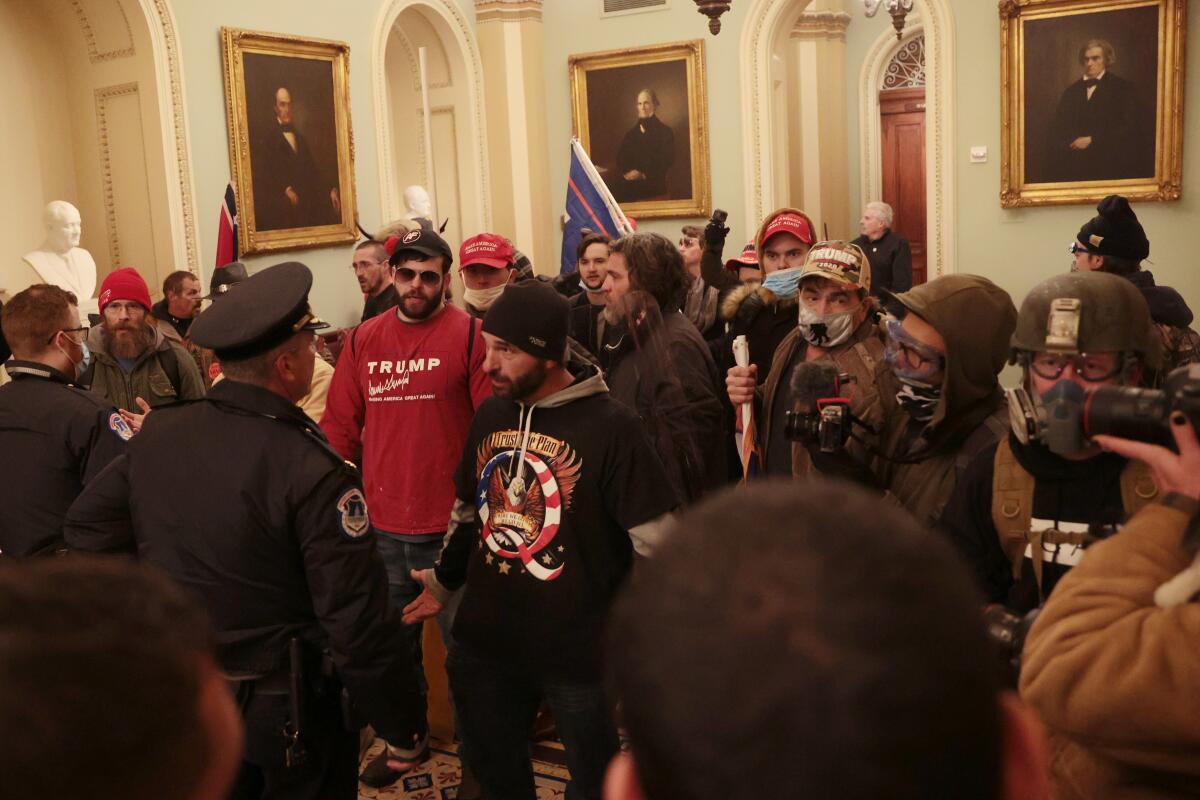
[{"xmin": 1020, "ymin": 498, "xmax": 1200, "ymax": 800}]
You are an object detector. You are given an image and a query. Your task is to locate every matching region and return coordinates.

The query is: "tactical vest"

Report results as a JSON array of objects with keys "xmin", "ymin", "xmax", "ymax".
[{"xmin": 991, "ymin": 437, "xmax": 1158, "ymax": 599}]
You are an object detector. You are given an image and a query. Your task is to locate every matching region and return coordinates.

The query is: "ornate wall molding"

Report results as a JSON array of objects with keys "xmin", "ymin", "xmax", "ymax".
[
  {"xmin": 791, "ymin": 10, "xmax": 851, "ymax": 40},
  {"xmin": 373, "ymin": 0, "xmax": 492, "ymax": 229},
  {"xmin": 476, "ymin": 0, "xmax": 543, "ymax": 24},
  {"xmin": 94, "ymin": 82, "xmax": 141, "ymax": 266},
  {"xmin": 392, "ymin": 27, "xmax": 452, "ymax": 94},
  {"xmin": 69, "ymin": 0, "xmax": 136, "ymax": 63},
  {"xmin": 139, "ymin": 0, "xmax": 200, "ymax": 276},
  {"xmin": 739, "ymin": 0, "xmax": 954, "ymax": 278}
]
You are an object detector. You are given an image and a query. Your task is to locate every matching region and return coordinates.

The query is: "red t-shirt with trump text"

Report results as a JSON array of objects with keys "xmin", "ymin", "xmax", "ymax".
[{"xmin": 322, "ymin": 305, "xmax": 490, "ymax": 535}]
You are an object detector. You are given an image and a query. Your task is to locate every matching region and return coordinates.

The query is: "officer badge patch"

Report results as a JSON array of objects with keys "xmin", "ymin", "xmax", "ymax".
[
  {"xmin": 108, "ymin": 412, "xmax": 133, "ymax": 441},
  {"xmin": 336, "ymin": 489, "xmax": 371, "ymax": 538}
]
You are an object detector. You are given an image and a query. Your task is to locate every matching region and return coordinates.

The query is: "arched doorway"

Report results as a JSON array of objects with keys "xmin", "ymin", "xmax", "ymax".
[
  {"xmin": 876, "ymin": 33, "xmax": 927, "ymax": 284},
  {"xmin": 373, "ymin": 0, "xmax": 491, "ymax": 248},
  {"xmin": 0, "ymin": 0, "xmax": 198, "ymax": 308},
  {"xmin": 742, "ymin": 0, "xmax": 956, "ymax": 277}
]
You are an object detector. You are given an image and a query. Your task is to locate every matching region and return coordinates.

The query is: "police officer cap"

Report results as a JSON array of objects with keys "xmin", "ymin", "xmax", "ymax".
[
  {"xmin": 388, "ymin": 227, "xmax": 454, "ymax": 271},
  {"xmin": 191, "ymin": 262, "xmax": 329, "ymax": 361},
  {"xmin": 205, "ymin": 261, "xmax": 249, "ymax": 299}
]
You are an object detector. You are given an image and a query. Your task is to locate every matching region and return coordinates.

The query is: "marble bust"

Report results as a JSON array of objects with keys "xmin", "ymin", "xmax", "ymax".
[
  {"xmin": 20, "ymin": 201, "xmax": 99, "ymax": 315},
  {"xmin": 403, "ymin": 185, "xmax": 433, "ymax": 221}
]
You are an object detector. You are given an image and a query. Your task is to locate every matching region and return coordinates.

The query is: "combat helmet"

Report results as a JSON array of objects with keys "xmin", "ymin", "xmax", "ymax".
[{"xmin": 1011, "ymin": 271, "xmax": 1161, "ymax": 369}]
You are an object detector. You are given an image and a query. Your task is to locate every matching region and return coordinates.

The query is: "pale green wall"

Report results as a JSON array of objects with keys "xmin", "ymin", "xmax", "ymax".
[
  {"xmin": 172, "ymin": 0, "xmax": 477, "ymax": 328},
  {"xmin": 845, "ymin": 1, "xmax": 1200, "ymax": 313},
  {"xmin": 540, "ymin": 1, "xmax": 752, "ymax": 259}
]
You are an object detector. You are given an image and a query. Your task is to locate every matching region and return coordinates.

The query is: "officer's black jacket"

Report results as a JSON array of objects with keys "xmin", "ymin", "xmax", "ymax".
[
  {"xmin": 63, "ymin": 378, "xmax": 425, "ymax": 745},
  {"xmin": 0, "ymin": 360, "xmax": 128, "ymax": 557}
]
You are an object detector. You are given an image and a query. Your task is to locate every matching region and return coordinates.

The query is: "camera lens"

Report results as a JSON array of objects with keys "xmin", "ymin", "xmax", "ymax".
[{"xmin": 1083, "ymin": 385, "xmax": 1170, "ymax": 445}]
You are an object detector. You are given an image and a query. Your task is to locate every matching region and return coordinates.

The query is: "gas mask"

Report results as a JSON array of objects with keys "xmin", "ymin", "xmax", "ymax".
[
  {"xmin": 463, "ymin": 283, "xmax": 507, "ymax": 311},
  {"xmin": 797, "ymin": 301, "xmax": 857, "ymax": 348},
  {"xmin": 1006, "ymin": 379, "xmax": 1091, "ymax": 456}
]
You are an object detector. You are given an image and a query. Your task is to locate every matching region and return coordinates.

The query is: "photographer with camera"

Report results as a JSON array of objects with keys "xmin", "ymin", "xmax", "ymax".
[
  {"xmin": 809, "ymin": 275, "xmax": 1017, "ymax": 525},
  {"xmin": 725, "ymin": 241, "xmax": 885, "ymax": 477},
  {"xmin": 942, "ymin": 272, "xmax": 1161, "ymax": 613},
  {"xmin": 1019, "ymin": 412, "xmax": 1200, "ymax": 798}
]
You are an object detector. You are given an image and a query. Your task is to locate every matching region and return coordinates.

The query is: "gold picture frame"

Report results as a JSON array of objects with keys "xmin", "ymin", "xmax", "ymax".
[
  {"xmin": 569, "ymin": 40, "xmax": 711, "ymax": 219},
  {"xmin": 221, "ymin": 27, "xmax": 357, "ymax": 254},
  {"xmin": 1000, "ymin": 0, "xmax": 1186, "ymax": 208}
]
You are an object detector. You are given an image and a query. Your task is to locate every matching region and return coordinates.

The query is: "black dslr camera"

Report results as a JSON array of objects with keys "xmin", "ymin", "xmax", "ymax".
[
  {"xmin": 785, "ymin": 401, "xmax": 853, "ymax": 453},
  {"xmin": 1084, "ymin": 364, "xmax": 1200, "ymax": 445},
  {"xmin": 784, "ymin": 362, "xmax": 856, "ymax": 453},
  {"xmin": 983, "ymin": 605, "xmax": 1040, "ymax": 689}
]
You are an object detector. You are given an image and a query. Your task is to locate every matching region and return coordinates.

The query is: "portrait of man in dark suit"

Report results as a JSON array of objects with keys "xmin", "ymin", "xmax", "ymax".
[
  {"xmin": 1044, "ymin": 39, "xmax": 1151, "ymax": 182},
  {"xmin": 611, "ymin": 89, "xmax": 675, "ymax": 203},
  {"xmin": 251, "ymin": 85, "xmax": 342, "ymax": 231}
]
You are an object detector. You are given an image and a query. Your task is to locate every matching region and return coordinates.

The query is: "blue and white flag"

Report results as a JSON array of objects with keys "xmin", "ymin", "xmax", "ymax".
[{"xmin": 560, "ymin": 139, "xmax": 633, "ymax": 274}]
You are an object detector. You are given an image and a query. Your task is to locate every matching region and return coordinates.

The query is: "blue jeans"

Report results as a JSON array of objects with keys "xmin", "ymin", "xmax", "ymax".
[{"xmin": 447, "ymin": 644, "xmax": 618, "ymax": 800}]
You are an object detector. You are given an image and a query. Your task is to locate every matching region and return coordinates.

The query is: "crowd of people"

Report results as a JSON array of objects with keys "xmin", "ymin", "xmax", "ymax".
[{"xmin": 1, "ymin": 193, "xmax": 1199, "ymax": 800}]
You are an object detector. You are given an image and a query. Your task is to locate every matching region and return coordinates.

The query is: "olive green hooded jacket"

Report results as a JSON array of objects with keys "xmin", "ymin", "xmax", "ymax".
[{"xmin": 873, "ymin": 274, "xmax": 1017, "ymax": 526}]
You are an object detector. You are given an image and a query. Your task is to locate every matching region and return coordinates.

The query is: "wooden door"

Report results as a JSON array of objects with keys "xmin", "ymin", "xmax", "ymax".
[{"xmin": 879, "ymin": 87, "xmax": 927, "ymax": 285}]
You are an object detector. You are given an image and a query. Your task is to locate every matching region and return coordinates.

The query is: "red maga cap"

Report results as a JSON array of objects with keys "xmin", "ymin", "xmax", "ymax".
[
  {"xmin": 459, "ymin": 233, "xmax": 515, "ymax": 271},
  {"xmin": 724, "ymin": 241, "xmax": 759, "ymax": 272},
  {"xmin": 759, "ymin": 212, "xmax": 815, "ymax": 248}
]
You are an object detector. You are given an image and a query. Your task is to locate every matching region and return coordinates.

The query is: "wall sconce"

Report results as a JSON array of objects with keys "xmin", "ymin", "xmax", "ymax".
[
  {"xmin": 693, "ymin": 0, "xmax": 733, "ymax": 35},
  {"xmin": 864, "ymin": 0, "xmax": 914, "ymax": 39}
]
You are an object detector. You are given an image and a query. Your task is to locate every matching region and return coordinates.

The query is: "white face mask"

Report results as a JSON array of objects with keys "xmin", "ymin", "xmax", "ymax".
[
  {"xmin": 463, "ymin": 282, "xmax": 507, "ymax": 311},
  {"xmin": 797, "ymin": 302, "xmax": 857, "ymax": 348}
]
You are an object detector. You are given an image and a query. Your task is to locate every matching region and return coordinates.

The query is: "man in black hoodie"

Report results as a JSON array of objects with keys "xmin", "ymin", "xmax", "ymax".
[
  {"xmin": 1070, "ymin": 194, "xmax": 1200, "ymax": 379},
  {"xmin": 403, "ymin": 281, "xmax": 677, "ymax": 800}
]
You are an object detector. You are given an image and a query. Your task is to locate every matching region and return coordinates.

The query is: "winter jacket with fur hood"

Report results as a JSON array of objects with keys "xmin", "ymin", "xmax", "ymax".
[
  {"xmin": 712, "ymin": 208, "xmax": 818, "ymax": 379},
  {"xmin": 1021, "ymin": 496, "xmax": 1200, "ymax": 799},
  {"xmin": 871, "ymin": 274, "xmax": 1017, "ymax": 526}
]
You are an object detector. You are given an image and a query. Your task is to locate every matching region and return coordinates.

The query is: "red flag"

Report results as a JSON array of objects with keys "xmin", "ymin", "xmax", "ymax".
[{"xmin": 215, "ymin": 183, "xmax": 238, "ymax": 267}]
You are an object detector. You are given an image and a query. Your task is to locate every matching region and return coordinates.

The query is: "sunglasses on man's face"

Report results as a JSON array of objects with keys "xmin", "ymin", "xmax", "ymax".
[
  {"xmin": 1068, "ymin": 241, "xmax": 1088, "ymax": 255},
  {"xmin": 395, "ymin": 267, "xmax": 442, "ymax": 287}
]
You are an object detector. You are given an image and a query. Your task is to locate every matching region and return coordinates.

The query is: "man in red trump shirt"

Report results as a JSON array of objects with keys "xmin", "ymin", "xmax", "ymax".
[{"xmin": 322, "ymin": 227, "xmax": 490, "ymax": 787}]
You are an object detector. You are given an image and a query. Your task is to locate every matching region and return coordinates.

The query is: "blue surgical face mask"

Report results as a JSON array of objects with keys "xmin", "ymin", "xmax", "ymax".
[
  {"xmin": 761, "ymin": 266, "xmax": 804, "ymax": 300},
  {"xmin": 57, "ymin": 334, "xmax": 90, "ymax": 380}
]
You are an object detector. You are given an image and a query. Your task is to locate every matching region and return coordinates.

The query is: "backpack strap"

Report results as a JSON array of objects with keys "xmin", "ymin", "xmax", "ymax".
[
  {"xmin": 155, "ymin": 348, "xmax": 183, "ymax": 397},
  {"xmin": 466, "ymin": 314, "xmax": 477, "ymax": 365},
  {"xmin": 851, "ymin": 341, "xmax": 877, "ymax": 378},
  {"xmin": 991, "ymin": 438, "xmax": 1036, "ymax": 583}
]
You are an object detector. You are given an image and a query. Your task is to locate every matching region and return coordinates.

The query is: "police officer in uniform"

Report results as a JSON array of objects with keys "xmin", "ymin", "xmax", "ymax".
[
  {"xmin": 64, "ymin": 262, "xmax": 428, "ymax": 799},
  {"xmin": 942, "ymin": 271, "xmax": 1161, "ymax": 612},
  {"xmin": 0, "ymin": 284, "xmax": 130, "ymax": 557}
]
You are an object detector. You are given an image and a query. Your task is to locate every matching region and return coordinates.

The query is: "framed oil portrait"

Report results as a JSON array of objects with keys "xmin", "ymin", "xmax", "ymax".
[
  {"xmin": 569, "ymin": 40, "xmax": 710, "ymax": 219},
  {"xmin": 221, "ymin": 27, "xmax": 357, "ymax": 254},
  {"xmin": 1000, "ymin": 0, "xmax": 1186, "ymax": 208}
]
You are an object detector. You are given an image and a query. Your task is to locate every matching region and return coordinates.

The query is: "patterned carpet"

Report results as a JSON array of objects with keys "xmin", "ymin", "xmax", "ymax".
[{"xmin": 357, "ymin": 739, "xmax": 571, "ymax": 799}]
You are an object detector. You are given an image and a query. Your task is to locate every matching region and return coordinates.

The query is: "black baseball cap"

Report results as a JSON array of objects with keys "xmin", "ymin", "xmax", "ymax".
[
  {"xmin": 191, "ymin": 261, "xmax": 328, "ymax": 361},
  {"xmin": 388, "ymin": 228, "xmax": 454, "ymax": 271},
  {"xmin": 205, "ymin": 261, "xmax": 249, "ymax": 300}
]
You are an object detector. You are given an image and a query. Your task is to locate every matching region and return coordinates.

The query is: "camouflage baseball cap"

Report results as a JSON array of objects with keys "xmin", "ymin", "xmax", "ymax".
[{"xmin": 800, "ymin": 241, "xmax": 871, "ymax": 293}]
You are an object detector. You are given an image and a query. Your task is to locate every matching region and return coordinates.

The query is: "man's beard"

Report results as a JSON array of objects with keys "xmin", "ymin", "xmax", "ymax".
[
  {"xmin": 104, "ymin": 322, "xmax": 155, "ymax": 360},
  {"xmin": 400, "ymin": 291, "xmax": 440, "ymax": 321},
  {"xmin": 490, "ymin": 360, "xmax": 547, "ymax": 401}
]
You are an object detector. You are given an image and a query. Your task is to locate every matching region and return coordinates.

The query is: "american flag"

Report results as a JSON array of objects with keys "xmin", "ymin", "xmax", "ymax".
[{"xmin": 560, "ymin": 139, "xmax": 633, "ymax": 274}]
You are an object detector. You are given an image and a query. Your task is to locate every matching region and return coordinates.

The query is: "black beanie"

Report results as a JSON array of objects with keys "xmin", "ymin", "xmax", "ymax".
[
  {"xmin": 1076, "ymin": 195, "xmax": 1150, "ymax": 261},
  {"xmin": 482, "ymin": 280, "xmax": 570, "ymax": 362}
]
